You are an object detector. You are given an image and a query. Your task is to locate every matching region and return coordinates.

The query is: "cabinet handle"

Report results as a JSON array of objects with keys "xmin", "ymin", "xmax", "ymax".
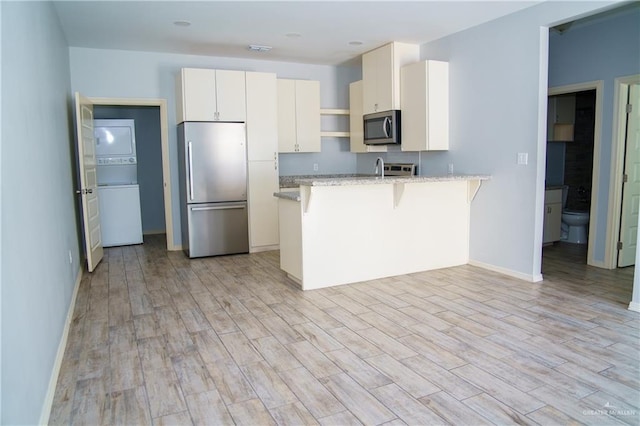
[{"xmin": 188, "ymin": 141, "xmax": 194, "ymax": 200}]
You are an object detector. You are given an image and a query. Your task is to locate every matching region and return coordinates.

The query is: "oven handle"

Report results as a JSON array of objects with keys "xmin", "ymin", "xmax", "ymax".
[{"xmin": 383, "ymin": 117, "xmax": 391, "ymax": 138}]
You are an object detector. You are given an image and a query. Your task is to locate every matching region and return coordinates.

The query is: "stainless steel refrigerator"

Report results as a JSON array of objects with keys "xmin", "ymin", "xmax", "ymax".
[{"xmin": 177, "ymin": 122, "xmax": 249, "ymax": 258}]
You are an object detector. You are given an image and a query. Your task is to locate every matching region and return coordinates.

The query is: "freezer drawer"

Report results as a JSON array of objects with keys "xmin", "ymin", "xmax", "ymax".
[{"xmin": 185, "ymin": 202, "xmax": 249, "ymax": 258}]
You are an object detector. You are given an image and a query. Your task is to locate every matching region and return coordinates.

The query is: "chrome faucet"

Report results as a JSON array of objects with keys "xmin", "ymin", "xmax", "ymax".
[{"xmin": 375, "ymin": 157, "xmax": 385, "ymax": 178}]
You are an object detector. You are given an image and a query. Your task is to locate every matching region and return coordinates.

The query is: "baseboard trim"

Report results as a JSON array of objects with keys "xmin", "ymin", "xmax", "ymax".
[
  {"xmin": 143, "ymin": 229, "xmax": 167, "ymax": 236},
  {"xmin": 39, "ymin": 266, "xmax": 83, "ymax": 425},
  {"xmin": 250, "ymin": 244, "xmax": 279, "ymax": 253},
  {"xmin": 628, "ymin": 301, "xmax": 640, "ymax": 312},
  {"xmin": 468, "ymin": 260, "xmax": 543, "ymax": 283}
]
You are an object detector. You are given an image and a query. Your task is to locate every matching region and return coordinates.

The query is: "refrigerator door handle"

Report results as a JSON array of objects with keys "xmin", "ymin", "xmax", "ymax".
[
  {"xmin": 188, "ymin": 141, "xmax": 194, "ymax": 200},
  {"xmin": 191, "ymin": 205, "xmax": 246, "ymax": 212}
]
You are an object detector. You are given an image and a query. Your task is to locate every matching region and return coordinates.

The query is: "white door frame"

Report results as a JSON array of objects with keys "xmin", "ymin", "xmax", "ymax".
[
  {"xmin": 548, "ymin": 80, "xmax": 603, "ymax": 268},
  {"xmin": 607, "ymin": 74, "xmax": 640, "ymax": 269},
  {"xmin": 89, "ymin": 97, "xmax": 177, "ymax": 251}
]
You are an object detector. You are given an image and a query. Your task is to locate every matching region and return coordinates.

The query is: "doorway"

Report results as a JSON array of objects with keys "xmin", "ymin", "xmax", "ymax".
[
  {"xmin": 89, "ymin": 97, "xmax": 176, "ymax": 251},
  {"xmin": 94, "ymin": 106, "xmax": 165, "ymax": 241},
  {"xmin": 546, "ymin": 81, "xmax": 603, "ymax": 267}
]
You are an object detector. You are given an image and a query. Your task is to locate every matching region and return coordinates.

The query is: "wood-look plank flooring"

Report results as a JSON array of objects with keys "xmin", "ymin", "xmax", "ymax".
[{"xmin": 49, "ymin": 236, "xmax": 639, "ymax": 425}]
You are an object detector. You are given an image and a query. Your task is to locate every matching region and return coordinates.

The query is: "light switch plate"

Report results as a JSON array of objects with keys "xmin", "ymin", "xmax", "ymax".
[{"xmin": 517, "ymin": 152, "xmax": 528, "ymax": 165}]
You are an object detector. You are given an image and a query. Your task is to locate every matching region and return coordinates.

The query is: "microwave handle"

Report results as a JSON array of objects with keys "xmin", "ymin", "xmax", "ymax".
[{"xmin": 383, "ymin": 117, "xmax": 391, "ymax": 138}]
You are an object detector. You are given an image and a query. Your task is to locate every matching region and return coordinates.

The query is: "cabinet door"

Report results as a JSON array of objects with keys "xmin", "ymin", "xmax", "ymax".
[
  {"xmin": 362, "ymin": 46, "xmax": 380, "ymax": 115},
  {"xmin": 543, "ymin": 202, "xmax": 562, "ymax": 243},
  {"xmin": 401, "ymin": 60, "xmax": 449, "ymax": 152},
  {"xmin": 349, "ymin": 80, "xmax": 366, "ymax": 153},
  {"xmin": 215, "ymin": 70, "xmax": 246, "ymax": 121},
  {"xmin": 295, "ymin": 80, "xmax": 321, "ymax": 153},
  {"xmin": 277, "ymin": 79, "xmax": 297, "ymax": 152},
  {"xmin": 182, "ymin": 68, "xmax": 217, "ymax": 121},
  {"xmin": 374, "ymin": 43, "xmax": 394, "ymax": 113},
  {"xmin": 246, "ymin": 72, "xmax": 278, "ymax": 161},
  {"xmin": 349, "ymin": 80, "xmax": 386, "ymax": 154},
  {"xmin": 248, "ymin": 160, "xmax": 279, "ymax": 248},
  {"xmin": 362, "ymin": 45, "xmax": 393, "ymax": 114}
]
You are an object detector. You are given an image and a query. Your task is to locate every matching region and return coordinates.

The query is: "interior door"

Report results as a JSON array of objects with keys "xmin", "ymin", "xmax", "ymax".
[
  {"xmin": 618, "ymin": 84, "xmax": 640, "ymax": 267},
  {"xmin": 75, "ymin": 92, "xmax": 104, "ymax": 272}
]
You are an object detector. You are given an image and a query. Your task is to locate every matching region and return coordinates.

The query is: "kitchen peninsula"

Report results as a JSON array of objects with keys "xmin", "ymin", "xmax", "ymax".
[{"xmin": 274, "ymin": 174, "xmax": 490, "ymax": 290}]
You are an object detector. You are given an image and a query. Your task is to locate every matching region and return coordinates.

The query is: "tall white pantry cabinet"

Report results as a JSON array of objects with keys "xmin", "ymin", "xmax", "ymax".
[
  {"xmin": 246, "ymin": 72, "xmax": 280, "ymax": 251},
  {"xmin": 176, "ymin": 68, "xmax": 279, "ymax": 252}
]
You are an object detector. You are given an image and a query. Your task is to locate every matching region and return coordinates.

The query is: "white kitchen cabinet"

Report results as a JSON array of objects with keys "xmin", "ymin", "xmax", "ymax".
[
  {"xmin": 547, "ymin": 94, "xmax": 575, "ymax": 141},
  {"xmin": 176, "ymin": 68, "xmax": 246, "ymax": 123},
  {"xmin": 248, "ymin": 160, "xmax": 279, "ymax": 250},
  {"xmin": 362, "ymin": 42, "xmax": 419, "ymax": 115},
  {"xmin": 543, "ymin": 189, "xmax": 563, "ymax": 244},
  {"xmin": 277, "ymin": 79, "xmax": 321, "ymax": 153},
  {"xmin": 400, "ymin": 60, "xmax": 449, "ymax": 151},
  {"xmin": 246, "ymin": 71, "xmax": 278, "ymax": 161},
  {"xmin": 245, "ymin": 71, "xmax": 279, "ymax": 251},
  {"xmin": 349, "ymin": 80, "xmax": 386, "ymax": 153}
]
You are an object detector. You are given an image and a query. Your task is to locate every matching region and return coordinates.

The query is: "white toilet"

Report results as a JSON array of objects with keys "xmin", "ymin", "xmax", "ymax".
[{"xmin": 561, "ymin": 185, "xmax": 589, "ymax": 244}]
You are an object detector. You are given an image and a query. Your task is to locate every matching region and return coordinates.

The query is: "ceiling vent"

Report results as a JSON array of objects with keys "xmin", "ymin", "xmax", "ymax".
[{"xmin": 248, "ymin": 44, "xmax": 272, "ymax": 52}]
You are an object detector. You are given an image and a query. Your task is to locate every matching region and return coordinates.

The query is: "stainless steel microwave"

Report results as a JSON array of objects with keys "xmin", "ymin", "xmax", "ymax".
[{"xmin": 363, "ymin": 110, "xmax": 401, "ymax": 145}]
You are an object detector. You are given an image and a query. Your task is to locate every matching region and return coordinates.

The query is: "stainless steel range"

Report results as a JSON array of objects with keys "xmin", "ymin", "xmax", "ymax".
[{"xmin": 383, "ymin": 163, "xmax": 417, "ymax": 176}]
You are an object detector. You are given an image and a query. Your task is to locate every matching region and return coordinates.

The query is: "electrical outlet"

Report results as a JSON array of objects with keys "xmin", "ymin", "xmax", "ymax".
[
  {"xmin": 68, "ymin": 250, "xmax": 73, "ymax": 264},
  {"xmin": 447, "ymin": 163, "xmax": 454, "ymax": 174},
  {"xmin": 313, "ymin": 163, "xmax": 319, "ymax": 171}
]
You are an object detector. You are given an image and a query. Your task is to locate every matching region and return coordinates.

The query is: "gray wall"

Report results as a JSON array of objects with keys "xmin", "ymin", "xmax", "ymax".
[
  {"xmin": 94, "ymin": 106, "xmax": 166, "ymax": 234},
  {"xmin": 1, "ymin": 2, "xmax": 79, "ymax": 424},
  {"xmin": 417, "ymin": 1, "xmax": 617, "ymax": 279},
  {"xmin": 548, "ymin": 4, "xmax": 640, "ymax": 262},
  {"xmin": 69, "ymin": 48, "xmax": 361, "ymax": 248}
]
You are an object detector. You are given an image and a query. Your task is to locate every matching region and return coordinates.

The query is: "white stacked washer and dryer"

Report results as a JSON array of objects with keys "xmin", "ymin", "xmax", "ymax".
[{"xmin": 94, "ymin": 119, "xmax": 143, "ymax": 247}]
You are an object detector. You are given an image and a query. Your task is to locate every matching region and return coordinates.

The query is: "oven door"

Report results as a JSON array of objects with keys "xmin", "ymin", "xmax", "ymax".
[{"xmin": 363, "ymin": 110, "xmax": 400, "ymax": 144}]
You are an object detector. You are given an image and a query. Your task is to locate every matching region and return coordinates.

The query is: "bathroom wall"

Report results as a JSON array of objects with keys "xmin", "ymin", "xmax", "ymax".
[
  {"xmin": 563, "ymin": 90, "xmax": 595, "ymax": 211},
  {"xmin": 546, "ymin": 89, "xmax": 596, "ymax": 211},
  {"xmin": 545, "ymin": 143, "xmax": 565, "ymax": 186}
]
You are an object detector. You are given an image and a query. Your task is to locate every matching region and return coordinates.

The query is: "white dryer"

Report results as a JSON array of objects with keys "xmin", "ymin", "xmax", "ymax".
[
  {"xmin": 94, "ymin": 119, "xmax": 143, "ymax": 247},
  {"xmin": 98, "ymin": 185, "xmax": 143, "ymax": 247}
]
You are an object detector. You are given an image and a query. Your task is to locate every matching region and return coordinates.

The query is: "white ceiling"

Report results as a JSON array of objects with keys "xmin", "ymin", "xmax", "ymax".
[{"xmin": 53, "ymin": 1, "xmax": 543, "ymax": 65}]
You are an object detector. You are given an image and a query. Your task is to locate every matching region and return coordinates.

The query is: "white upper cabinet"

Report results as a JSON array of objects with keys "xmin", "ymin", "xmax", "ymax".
[
  {"xmin": 245, "ymin": 71, "xmax": 278, "ymax": 161},
  {"xmin": 362, "ymin": 42, "xmax": 419, "ymax": 115},
  {"xmin": 277, "ymin": 79, "xmax": 321, "ymax": 153},
  {"xmin": 349, "ymin": 80, "xmax": 386, "ymax": 153},
  {"xmin": 400, "ymin": 60, "xmax": 449, "ymax": 151},
  {"xmin": 547, "ymin": 94, "xmax": 576, "ymax": 141},
  {"xmin": 176, "ymin": 68, "xmax": 246, "ymax": 123}
]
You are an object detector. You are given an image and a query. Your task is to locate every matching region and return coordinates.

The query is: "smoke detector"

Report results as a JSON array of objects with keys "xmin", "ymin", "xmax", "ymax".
[{"xmin": 248, "ymin": 45, "xmax": 272, "ymax": 52}]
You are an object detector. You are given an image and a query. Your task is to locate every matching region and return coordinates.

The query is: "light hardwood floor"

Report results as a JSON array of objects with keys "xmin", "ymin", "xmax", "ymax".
[{"xmin": 49, "ymin": 235, "xmax": 639, "ymax": 425}]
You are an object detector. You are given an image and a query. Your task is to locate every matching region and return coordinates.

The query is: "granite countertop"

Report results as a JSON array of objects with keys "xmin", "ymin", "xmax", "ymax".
[
  {"xmin": 279, "ymin": 174, "xmax": 374, "ymax": 188},
  {"xmin": 273, "ymin": 191, "xmax": 301, "ymax": 201},
  {"xmin": 291, "ymin": 174, "xmax": 491, "ymax": 187}
]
